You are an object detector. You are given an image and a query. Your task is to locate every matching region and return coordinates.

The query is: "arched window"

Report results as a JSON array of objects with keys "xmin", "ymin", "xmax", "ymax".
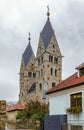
[
  {"xmin": 39, "ymin": 83, "xmax": 42, "ymax": 91},
  {"xmin": 28, "ymin": 72, "xmax": 32, "ymax": 77},
  {"xmin": 51, "ymin": 56, "xmax": 53, "ymax": 62},
  {"xmin": 41, "ymin": 69, "xmax": 43, "ymax": 77},
  {"xmin": 49, "ymin": 55, "xmax": 53, "ymax": 62},
  {"xmin": 41, "ymin": 56, "xmax": 43, "ymax": 63},
  {"xmin": 38, "ymin": 59, "xmax": 40, "ymax": 65},
  {"xmin": 55, "ymin": 69, "xmax": 57, "ymax": 76},
  {"xmin": 33, "ymin": 72, "xmax": 36, "ymax": 78},
  {"xmin": 49, "ymin": 55, "xmax": 51, "ymax": 62},
  {"xmin": 51, "ymin": 68, "xmax": 53, "ymax": 75},
  {"xmin": 54, "ymin": 57, "xmax": 58, "ymax": 64}
]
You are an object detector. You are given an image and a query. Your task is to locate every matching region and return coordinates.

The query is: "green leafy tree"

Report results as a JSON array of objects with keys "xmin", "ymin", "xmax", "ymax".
[
  {"xmin": 25, "ymin": 100, "xmax": 49, "ymax": 125},
  {"xmin": 16, "ymin": 110, "xmax": 26, "ymax": 120}
]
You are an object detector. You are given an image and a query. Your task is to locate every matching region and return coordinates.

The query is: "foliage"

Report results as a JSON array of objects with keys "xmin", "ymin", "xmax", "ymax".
[
  {"xmin": 25, "ymin": 100, "xmax": 49, "ymax": 125},
  {"xmin": 66, "ymin": 106, "xmax": 82, "ymax": 114},
  {"xmin": 16, "ymin": 110, "xmax": 26, "ymax": 120}
]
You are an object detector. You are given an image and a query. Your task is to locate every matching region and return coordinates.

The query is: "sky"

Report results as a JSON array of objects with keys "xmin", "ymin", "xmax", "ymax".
[{"xmin": 0, "ymin": 0, "xmax": 84, "ymax": 102}]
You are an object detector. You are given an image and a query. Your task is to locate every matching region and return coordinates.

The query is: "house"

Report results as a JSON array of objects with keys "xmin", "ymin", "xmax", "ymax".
[
  {"xmin": 47, "ymin": 63, "xmax": 84, "ymax": 130},
  {"xmin": 19, "ymin": 7, "xmax": 62, "ymax": 105},
  {"xmin": 7, "ymin": 104, "xmax": 25, "ymax": 122}
]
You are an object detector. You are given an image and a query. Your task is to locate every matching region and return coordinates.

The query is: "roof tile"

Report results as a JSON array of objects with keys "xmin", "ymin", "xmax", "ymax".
[{"xmin": 47, "ymin": 73, "xmax": 84, "ymax": 94}]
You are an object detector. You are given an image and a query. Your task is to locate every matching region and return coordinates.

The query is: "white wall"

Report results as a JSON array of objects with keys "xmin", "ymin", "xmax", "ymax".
[
  {"xmin": 49, "ymin": 88, "xmax": 84, "ymax": 125},
  {"xmin": 50, "ymin": 93, "xmax": 68, "ymax": 115}
]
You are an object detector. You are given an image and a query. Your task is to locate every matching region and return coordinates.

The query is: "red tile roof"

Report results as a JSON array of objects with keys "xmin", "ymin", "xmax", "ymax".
[
  {"xmin": 47, "ymin": 73, "xmax": 84, "ymax": 94},
  {"xmin": 7, "ymin": 104, "xmax": 25, "ymax": 112}
]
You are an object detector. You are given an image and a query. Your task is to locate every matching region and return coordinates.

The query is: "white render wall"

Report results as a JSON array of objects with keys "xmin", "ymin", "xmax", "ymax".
[
  {"xmin": 50, "ymin": 93, "xmax": 68, "ymax": 115},
  {"xmin": 49, "ymin": 86, "xmax": 84, "ymax": 125}
]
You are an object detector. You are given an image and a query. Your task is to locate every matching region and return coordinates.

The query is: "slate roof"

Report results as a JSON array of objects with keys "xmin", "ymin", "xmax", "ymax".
[
  {"xmin": 47, "ymin": 73, "xmax": 84, "ymax": 94},
  {"xmin": 23, "ymin": 44, "xmax": 34, "ymax": 66},
  {"xmin": 40, "ymin": 19, "xmax": 54, "ymax": 49}
]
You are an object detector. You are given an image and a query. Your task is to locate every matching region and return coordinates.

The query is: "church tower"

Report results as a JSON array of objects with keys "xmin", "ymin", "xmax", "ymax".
[
  {"xmin": 19, "ymin": 34, "xmax": 36, "ymax": 104},
  {"xmin": 36, "ymin": 7, "xmax": 62, "ymax": 103},
  {"xmin": 19, "ymin": 7, "xmax": 62, "ymax": 104}
]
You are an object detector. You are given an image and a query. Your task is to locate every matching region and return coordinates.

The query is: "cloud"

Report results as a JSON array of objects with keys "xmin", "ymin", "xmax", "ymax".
[{"xmin": 0, "ymin": 0, "xmax": 84, "ymax": 101}]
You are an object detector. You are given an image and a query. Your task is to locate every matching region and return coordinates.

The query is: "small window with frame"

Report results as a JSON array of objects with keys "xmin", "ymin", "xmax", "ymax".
[{"xmin": 70, "ymin": 92, "xmax": 82, "ymax": 107}]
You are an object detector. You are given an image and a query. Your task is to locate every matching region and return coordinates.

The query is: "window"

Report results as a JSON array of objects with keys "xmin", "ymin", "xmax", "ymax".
[
  {"xmin": 38, "ymin": 71, "xmax": 40, "ymax": 77},
  {"xmin": 80, "ymin": 68, "xmax": 84, "ymax": 76},
  {"xmin": 70, "ymin": 92, "xmax": 82, "ymax": 107},
  {"xmin": 41, "ymin": 69, "xmax": 43, "ymax": 77},
  {"xmin": 33, "ymin": 72, "xmax": 36, "ymax": 78},
  {"xmin": 51, "ymin": 56, "xmax": 53, "ymax": 62},
  {"xmin": 52, "ymin": 82, "xmax": 56, "ymax": 87},
  {"xmin": 49, "ymin": 55, "xmax": 53, "ymax": 62},
  {"xmin": 54, "ymin": 57, "xmax": 58, "ymax": 64},
  {"xmin": 53, "ymin": 45, "xmax": 55, "ymax": 48},
  {"xmin": 51, "ymin": 68, "xmax": 53, "ymax": 75},
  {"xmin": 41, "ymin": 56, "xmax": 43, "ymax": 63},
  {"xmin": 55, "ymin": 69, "xmax": 57, "ymax": 76},
  {"xmin": 49, "ymin": 55, "xmax": 51, "ymax": 62},
  {"xmin": 28, "ymin": 72, "xmax": 32, "ymax": 77},
  {"xmin": 38, "ymin": 59, "xmax": 40, "ymax": 65},
  {"xmin": 39, "ymin": 83, "xmax": 42, "ymax": 91}
]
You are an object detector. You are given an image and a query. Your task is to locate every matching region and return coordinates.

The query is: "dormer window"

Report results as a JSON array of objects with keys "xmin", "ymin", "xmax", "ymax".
[
  {"xmin": 79, "ymin": 68, "xmax": 84, "ymax": 76},
  {"xmin": 76, "ymin": 63, "xmax": 84, "ymax": 77}
]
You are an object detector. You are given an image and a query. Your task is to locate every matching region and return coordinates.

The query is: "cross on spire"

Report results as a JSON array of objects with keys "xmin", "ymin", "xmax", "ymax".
[
  {"xmin": 47, "ymin": 5, "xmax": 50, "ymax": 20},
  {"xmin": 28, "ymin": 32, "xmax": 31, "ymax": 44}
]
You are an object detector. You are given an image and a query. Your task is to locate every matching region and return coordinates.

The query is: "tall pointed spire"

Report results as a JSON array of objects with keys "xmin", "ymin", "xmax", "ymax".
[
  {"xmin": 28, "ymin": 32, "xmax": 31, "ymax": 45},
  {"xmin": 23, "ymin": 33, "xmax": 34, "ymax": 66},
  {"xmin": 47, "ymin": 5, "xmax": 50, "ymax": 20}
]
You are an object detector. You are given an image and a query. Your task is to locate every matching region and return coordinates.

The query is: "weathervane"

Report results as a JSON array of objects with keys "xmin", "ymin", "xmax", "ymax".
[
  {"xmin": 47, "ymin": 5, "xmax": 50, "ymax": 20},
  {"xmin": 28, "ymin": 32, "xmax": 31, "ymax": 44}
]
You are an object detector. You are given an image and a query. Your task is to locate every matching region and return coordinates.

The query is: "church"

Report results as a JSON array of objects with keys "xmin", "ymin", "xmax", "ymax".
[{"xmin": 19, "ymin": 8, "xmax": 62, "ymax": 104}]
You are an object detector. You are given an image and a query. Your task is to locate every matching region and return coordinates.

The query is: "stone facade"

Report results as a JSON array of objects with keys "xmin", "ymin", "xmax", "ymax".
[
  {"xmin": 0, "ymin": 100, "xmax": 6, "ymax": 120},
  {"xmin": 19, "ymin": 14, "xmax": 62, "ymax": 105}
]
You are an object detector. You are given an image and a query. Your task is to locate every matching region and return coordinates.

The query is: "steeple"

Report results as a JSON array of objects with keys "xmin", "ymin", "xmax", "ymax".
[
  {"xmin": 40, "ymin": 6, "xmax": 54, "ymax": 49},
  {"xmin": 23, "ymin": 33, "xmax": 34, "ymax": 66},
  {"xmin": 28, "ymin": 32, "xmax": 31, "ymax": 45},
  {"xmin": 47, "ymin": 5, "xmax": 50, "ymax": 20}
]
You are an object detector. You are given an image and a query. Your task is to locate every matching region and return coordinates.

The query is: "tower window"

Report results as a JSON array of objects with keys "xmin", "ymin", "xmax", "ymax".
[
  {"xmin": 41, "ymin": 56, "xmax": 43, "ymax": 63},
  {"xmin": 49, "ymin": 55, "xmax": 53, "ymax": 62},
  {"xmin": 51, "ymin": 56, "xmax": 53, "ymax": 62},
  {"xmin": 39, "ymin": 83, "xmax": 42, "ymax": 91},
  {"xmin": 38, "ymin": 59, "xmax": 40, "ymax": 65},
  {"xmin": 28, "ymin": 72, "xmax": 32, "ymax": 77},
  {"xmin": 51, "ymin": 68, "xmax": 53, "ymax": 75},
  {"xmin": 41, "ymin": 69, "xmax": 43, "ymax": 77},
  {"xmin": 38, "ymin": 71, "xmax": 40, "ymax": 77},
  {"xmin": 55, "ymin": 69, "xmax": 57, "ymax": 76},
  {"xmin": 53, "ymin": 45, "xmax": 55, "ymax": 48},
  {"xmin": 33, "ymin": 72, "xmax": 36, "ymax": 78},
  {"xmin": 54, "ymin": 57, "xmax": 58, "ymax": 64},
  {"xmin": 52, "ymin": 82, "xmax": 56, "ymax": 87}
]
